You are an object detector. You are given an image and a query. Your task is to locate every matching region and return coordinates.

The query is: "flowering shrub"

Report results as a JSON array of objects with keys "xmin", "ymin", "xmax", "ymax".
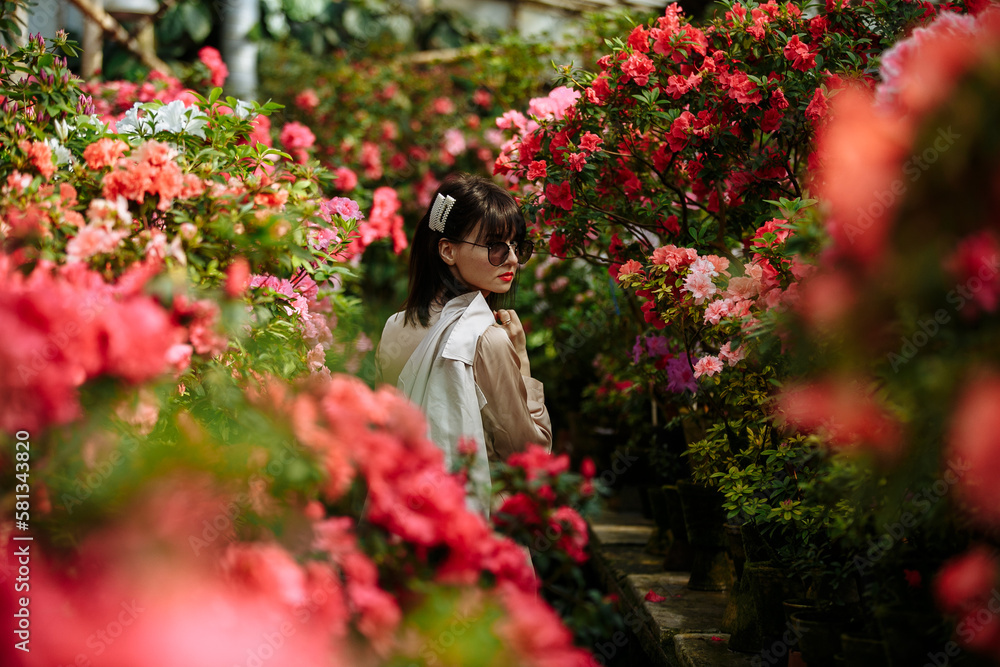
[
  {"xmin": 773, "ymin": 4, "xmax": 1000, "ymax": 655},
  {"xmin": 492, "ymin": 445, "xmax": 622, "ymax": 651},
  {"xmin": 489, "ymin": 1, "xmax": 943, "ymax": 494},
  {"xmin": 492, "ymin": 0, "xmax": 988, "ymax": 623},
  {"xmin": 0, "ymin": 34, "xmax": 596, "ymax": 666}
]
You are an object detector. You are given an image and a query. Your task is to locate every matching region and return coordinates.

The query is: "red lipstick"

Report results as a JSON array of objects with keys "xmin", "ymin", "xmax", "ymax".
[{"xmin": 499, "ymin": 272, "xmax": 514, "ymax": 282}]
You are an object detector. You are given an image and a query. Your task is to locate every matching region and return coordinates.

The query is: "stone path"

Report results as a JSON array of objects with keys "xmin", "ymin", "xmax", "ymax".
[{"xmin": 589, "ymin": 509, "xmax": 757, "ymax": 667}]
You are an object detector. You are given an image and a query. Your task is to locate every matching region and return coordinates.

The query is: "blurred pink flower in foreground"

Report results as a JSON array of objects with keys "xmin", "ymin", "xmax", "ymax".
[{"xmin": 947, "ymin": 373, "xmax": 1000, "ymax": 527}]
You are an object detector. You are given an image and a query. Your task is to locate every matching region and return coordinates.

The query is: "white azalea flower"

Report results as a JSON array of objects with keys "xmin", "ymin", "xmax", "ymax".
[
  {"xmin": 152, "ymin": 100, "xmax": 188, "ymax": 134},
  {"xmin": 116, "ymin": 103, "xmax": 148, "ymax": 135},
  {"xmin": 45, "ymin": 138, "xmax": 74, "ymax": 166},
  {"xmin": 150, "ymin": 100, "xmax": 209, "ymax": 138},
  {"xmin": 234, "ymin": 99, "xmax": 256, "ymax": 120},
  {"xmin": 182, "ymin": 107, "xmax": 209, "ymax": 138},
  {"xmin": 53, "ymin": 119, "xmax": 72, "ymax": 142}
]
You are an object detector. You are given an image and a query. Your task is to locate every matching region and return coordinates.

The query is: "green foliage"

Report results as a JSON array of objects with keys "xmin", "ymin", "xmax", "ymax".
[{"xmin": 0, "ymin": 0, "xmax": 28, "ymax": 46}]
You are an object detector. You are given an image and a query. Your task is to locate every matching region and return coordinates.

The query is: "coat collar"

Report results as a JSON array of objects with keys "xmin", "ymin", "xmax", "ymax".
[{"xmin": 440, "ymin": 291, "xmax": 495, "ymax": 364}]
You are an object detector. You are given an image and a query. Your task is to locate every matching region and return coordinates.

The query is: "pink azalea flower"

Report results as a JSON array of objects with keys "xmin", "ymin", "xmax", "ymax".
[
  {"xmin": 198, "ymin": 46, "xmax": 228, "ymax": 86},
  {"xmin": 776, "ymin": 380, "xmax": 902, "ymax": 458},
  {"xmin": 579, "ymin": 131, "xmax": 603, "ymax": 153},
  {"xmin": 19, "ymin": 139, "xmax": 55, "ymax": 180},
  {"xmin": 295, "ymin": 88, "xmax": 320, "ymax": 112},
  {"xmin": 935, "ymin": 545, "xmax": 999, "ymax": 615},
  {"xmin": 280, "ymin": 121, "xmax": 316, "ymax": 151},
  {"xmin": 83, "ymin": 137, "xmax": 130, "ymax": 170},
  {"xmin": 616, "ymin": 259, "xmax": 645, "ymax": 280},
  {"xmin": 719, "ymin": 341, "xmax": 746, "ymax": 366},
  {"xmin": 703, "ymin": 299, "xmax": 731, "ymax": 325},
  {"xmin": 948, "ymin": 374, "xmax": 1000, "ymax": 527},
  {"xmin": 666, "ymin": 355, "xmax": 697, "ymax": 393},
  {"xmin": 527, "ymin": 86, "xmax": 580, "ymax": 120},
  {"xmin": 693, "ymin": 355, "xmax": 724, "ymax": 378},
  {"xmin": 683, "ymin": 270, "xmax": 718, "ymax": 304},
  {"xmin": 566, "ymin": 152, "xmax": 587, "ymax": 172},
  {"xmin": 753, "ymin": 218, "xmax": 792, "ymax": 247},
  {"xmin": 332, "ymin": 166, "xmax": 358, "ymax": 192},
  {"xmin": 432, "ymin": 96, "xmax": 455, "ymax": 114},
  {"xmin": 645, "ymin": 589, "xmax": 668, "ymax": 602},
  {"xmin": 651, "ymin": 244, "xmax": 698, "ymax": 270},
  {"xmin": 805, "ymin": 88, "xmax": 829, "ymax": 122},
  {"xmin": 65, "ymin": 223, "xmax": 128, "ymax": 263}
]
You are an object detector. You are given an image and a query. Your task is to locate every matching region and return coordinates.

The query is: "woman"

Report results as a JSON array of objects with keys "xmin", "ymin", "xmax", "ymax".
[{"xmin": 377, "ymin": 174, "xmax": 551, "ymax": 513}]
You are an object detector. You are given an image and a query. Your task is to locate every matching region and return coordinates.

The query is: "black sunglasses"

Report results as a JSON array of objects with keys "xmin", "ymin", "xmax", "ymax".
[{"xmin": 453, "ymin": 239, "xmax": 534, "ymax": 266}]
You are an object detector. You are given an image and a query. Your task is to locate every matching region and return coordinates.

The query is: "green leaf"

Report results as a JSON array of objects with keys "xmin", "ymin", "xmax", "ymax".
[{"xmin": 181, "ymin": 0, "xmax": 213, "ymax": 44}]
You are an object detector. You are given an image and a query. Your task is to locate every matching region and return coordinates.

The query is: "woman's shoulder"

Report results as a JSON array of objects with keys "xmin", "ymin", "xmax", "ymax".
[
  {"xmin": 476, "ymin": 323, "xmax": 516, "ymax": 357},
  {"xmin": 384, "ymin": 310, "xmax": 406, "ymax": 328},
  {"xmin": 380, "ymin": 311, "xmax": 406, "ymax": 339}
]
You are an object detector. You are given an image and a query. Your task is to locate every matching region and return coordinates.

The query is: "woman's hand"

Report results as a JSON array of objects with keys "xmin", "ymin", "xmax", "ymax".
[{"xmin": 494, "ymin": 308, "xmax": 530, "ymax": 374}]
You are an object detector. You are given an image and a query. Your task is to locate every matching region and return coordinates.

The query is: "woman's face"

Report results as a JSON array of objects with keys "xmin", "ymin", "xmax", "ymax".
[{"xmin": 439, "ymin": 223, "xmax": 518, "ymax": 297}]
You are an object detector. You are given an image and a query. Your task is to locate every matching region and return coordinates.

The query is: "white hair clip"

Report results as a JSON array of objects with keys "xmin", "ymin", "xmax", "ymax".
[{"xmin": 428, "ymin": 193, "xmax": 456, "ymax": 233}]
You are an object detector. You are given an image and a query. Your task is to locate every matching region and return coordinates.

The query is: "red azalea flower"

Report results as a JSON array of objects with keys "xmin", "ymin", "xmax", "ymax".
[
  {"xmin": 545, "ymin": 181, "xmax": 574, "ymax": 211},
  {"xmin": 783, "ymin": 35, "xmax": 817, "ymax": 71}
]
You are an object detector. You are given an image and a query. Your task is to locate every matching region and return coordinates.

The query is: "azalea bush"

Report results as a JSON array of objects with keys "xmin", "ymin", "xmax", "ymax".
[
  {"xmin": 487, "ymin": 0, "xmax": 1000, "ymax": 628},
  {"xmin": 491, "ymin": 446, "xmax": 622, "ymax": 649},
  {"xmin": 0, "ymin": 34, "xmax": 597, "ymax": 666},
  {"xmin": 493, "ymin": 0, "xmax": 958, "ymax": 400},
  {"xmin": 774, "ymin": 3, "xmax": 1000, "ymax": 657}
]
